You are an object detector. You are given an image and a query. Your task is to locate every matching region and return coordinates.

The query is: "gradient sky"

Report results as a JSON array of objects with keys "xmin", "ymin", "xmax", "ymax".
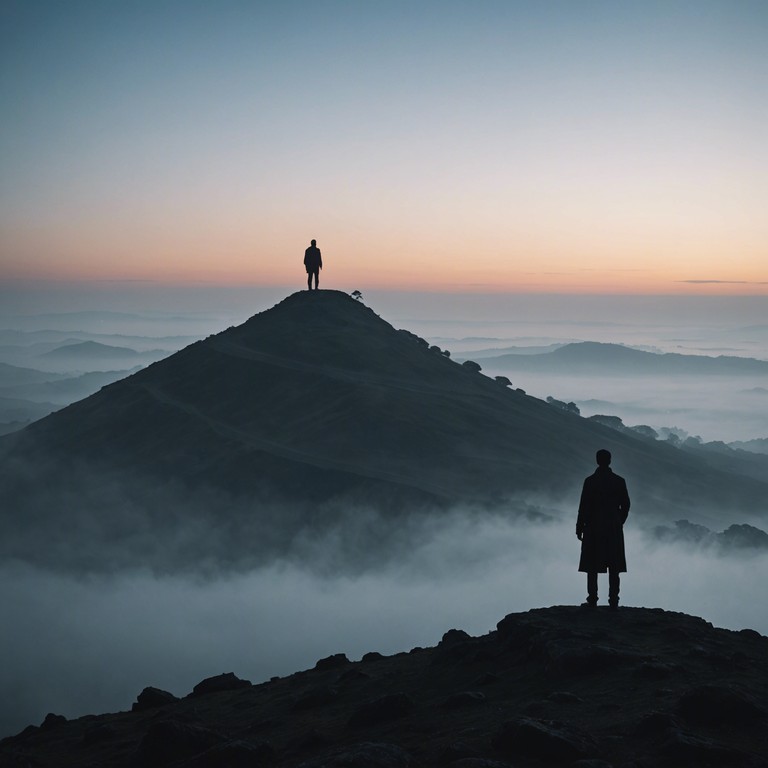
[{"xmin": 1, "ymin": 1, "xmax": 767, "ymax": 294}]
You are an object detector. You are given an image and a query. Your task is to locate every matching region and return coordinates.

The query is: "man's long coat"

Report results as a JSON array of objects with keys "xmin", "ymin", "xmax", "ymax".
[
  {"xmin": 304, "ymin": 245, "xmax": 322, "ymax": 272},
  {"xmin": 577, "ymin": 467, "xmax": 630, "ymax": 573}
]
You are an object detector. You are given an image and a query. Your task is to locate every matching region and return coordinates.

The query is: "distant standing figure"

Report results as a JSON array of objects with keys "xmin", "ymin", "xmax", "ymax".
[
  {"xmin": 304, "ymin": 239, "xmax": 322, "ymax": 290},
  {"xmin": 576, "ymin": 449, "xmax": 630, "ymax": 610}
]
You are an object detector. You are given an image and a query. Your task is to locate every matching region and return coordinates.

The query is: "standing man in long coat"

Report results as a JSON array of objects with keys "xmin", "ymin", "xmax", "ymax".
[
  {"xmin": 304, "ymin": 239, "xmax": 322, "ymax": 290},
  {"xmin": 576, "ymin": 449, "xmax": 630, "ymax": 610}
]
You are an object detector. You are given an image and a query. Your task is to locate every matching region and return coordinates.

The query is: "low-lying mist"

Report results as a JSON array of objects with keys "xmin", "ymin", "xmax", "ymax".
[{"xmin": 3, "ymin": 513, "xmax": 766, "ymax": 740}]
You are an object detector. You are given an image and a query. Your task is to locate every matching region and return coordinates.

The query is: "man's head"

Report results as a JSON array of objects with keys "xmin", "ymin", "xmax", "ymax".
[
  {"xmin": 596, "ymin": 449, "xmax": 612, "ymax": 467},
  {"xmin": 311, "ymin": 239, "xmax": 316, "ymax": 246}
]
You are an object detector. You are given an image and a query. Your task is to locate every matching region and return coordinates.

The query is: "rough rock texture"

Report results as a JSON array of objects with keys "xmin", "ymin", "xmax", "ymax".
[
  {"xmin": 131, "ymin": 686, "xmax": 179, "ymax": 712},
  {"xmin": 1, "ymin": 606, "xmax": 767, "ymax": 768}
]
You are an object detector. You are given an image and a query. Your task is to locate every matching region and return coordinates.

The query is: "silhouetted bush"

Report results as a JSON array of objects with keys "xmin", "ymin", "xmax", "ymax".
[
  {"xmin": 462, "ymin": 360, "xmax": 482, "ymax": 373},
  {"xmin": 495, "ymin": 375, "xmax": 512, "ymax": 387},
  {"xmin": 546, "ymin": 396, "xmax": 579, "ymax": 415},
  {"xmin": 587, "ymin": 414, "xmax": 625, "ymax": 431},
  {"xmin": 630, "ymin": 424, "xmax": 659, "ymax": 440},
  {"xmin": 398, "ymin": 329, "xmax": 428, "ymax": 347}
]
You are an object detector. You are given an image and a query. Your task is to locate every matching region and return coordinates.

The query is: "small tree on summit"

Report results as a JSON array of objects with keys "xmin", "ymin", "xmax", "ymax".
[{"xmin": 351, "ymin": 290, "xmax": 363, "ymax": 302}]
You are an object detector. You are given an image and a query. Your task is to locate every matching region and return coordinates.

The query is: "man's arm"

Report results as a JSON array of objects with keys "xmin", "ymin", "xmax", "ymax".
[
  {"xmin": 576, "ymin": 479, "xmax": 588, "ymax": 540},
  {"xmin": 620, "ymin": 478, "xmax": 630, "ymax": 524}
]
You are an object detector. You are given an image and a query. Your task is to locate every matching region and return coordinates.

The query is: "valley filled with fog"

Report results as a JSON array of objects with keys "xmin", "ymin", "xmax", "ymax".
[
  {"xmin": 1, "ymin": 287, "xmax": 766, "ymax": 738},
  {"xmin": 3, "ymin": 514, "xmax": 768, "ymax": 740}
]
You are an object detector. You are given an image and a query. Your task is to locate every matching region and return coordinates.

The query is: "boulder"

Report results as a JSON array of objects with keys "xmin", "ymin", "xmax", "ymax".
[
  {"xmin": 189, "ymin": 672, "xmax": 251, "ymax": 698},
  {"xmin": 635, "ymin": 661, "xmax": 678, "ymax": 680},
  {"xmin": 40, "ymin": 713, "xmax": 66, "ymax": 730},
  {"xmin": 315, "ymin": 653, "xmax": 350, "ymax": 671},
  {"xmin": 661, "ymin": 728, "xmax": 752, "ymax": 764},
  {"xmin": 191, "ymin": 739, "xmax": 275, "ymax": 766},
  {"xmin": 546, "ymin": 691, "xmax": 583, "ymax": 704},
  {"xmin": 543, "ymin": 639, "xmax": 634, "ymax": 676},
  {"xmin": 81, "ymin": 723, "xmax": 117, "ymax": 745},
  {"xmin": 137, "ymin": 720, "xmax": 224, "ymax": 765},
  {"xmin": 440, "ymin": 691, "xmax": 486, "ymax": 709},
  {"xmin": 439, "ymin": 629, "xmax": 472, "ymax": 646},
  {"xmin": 338, "ymin": 669, "xmax": 370, "ymax": 683},
  {"xmin": 298, "ymin": 741, "xmax": 414, "ymax": 767},
  {"xmin": 348, "ymin": 693, "xmax": 413, "ymax": 728},
  {"xmin": 491, "ymin": 717, "xmax": 598, "ymax": 761},
  {"xmin": 676, "ymin": 685, "xmax": 766, "ymax": 725},
  {"xmin": 132, "ymin": 685, "xmax": 180, "ymax": 711},
  {"xmin": 293, "ymin": 685, "xmax": 339, "ymax": 710},
  {"xmin": 437, "ymin": 741, "xmax": 480, "ymax": 762},
  {"xmin": 633, "ymin": 711, "xmax": 678, "ymax": 737}
]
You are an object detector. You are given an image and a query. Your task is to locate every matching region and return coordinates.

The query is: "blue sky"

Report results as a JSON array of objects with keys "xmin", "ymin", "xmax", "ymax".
[{"xmin": 2, "ymin": 1, "xmax": 767, "ymax": 291}]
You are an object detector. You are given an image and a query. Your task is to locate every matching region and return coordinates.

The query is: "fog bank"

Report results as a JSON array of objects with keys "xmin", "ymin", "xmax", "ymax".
[{"xmin": 3, "ymin": 516, "xmax": 766, "ymax": 739}]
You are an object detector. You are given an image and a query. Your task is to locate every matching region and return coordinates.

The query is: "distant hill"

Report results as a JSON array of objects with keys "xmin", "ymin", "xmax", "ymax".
[
  {"xmin": 471, "ymin": 341, "xmax": 768, "ymax": 375},
  {"xmin": 0, "ymin": 361, "xmax": 68, "ymax": 387},
  {"xmin": 0, "ymin": 395, "xmax": 56, "ymax": 423},
  {"xmin": 37, "ymin": 340, "xmax": 145, "ymax": 359},
  {"xmin": 2, "ymin": 606, "xmax": 766, "ymax": 766},
  {"xmin": 730, "ymin": 437, "xmax": 768, "ymax": 455},
  {"xmin": 1, "ymin": 291, "xmax": 767, "ymax": 571},
  {"xmin": 0, "ymin": 369, "xmax": 139, "ymax": 404},
  {"xmin": 36, "ymin": 340, "xmax": 168, "ymax": 364}
]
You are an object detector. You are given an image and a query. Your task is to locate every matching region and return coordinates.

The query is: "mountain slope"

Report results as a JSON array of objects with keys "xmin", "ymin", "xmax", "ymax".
[{"xmin": 1, "ymin": 291, "xmax": 766, "ymax": 569}]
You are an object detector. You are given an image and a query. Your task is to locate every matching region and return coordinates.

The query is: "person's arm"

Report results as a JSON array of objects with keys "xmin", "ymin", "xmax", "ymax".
[
  {"xmin": 318, "ymin": 250, "xmax": 322, "ymax": 269},
  {"xmin": 620, "ymin": 479, "xmax": 630, "ymax": 524},
  {"xmin": 576, "ymin": 480, "xmax": 588, "ymax": 540}
]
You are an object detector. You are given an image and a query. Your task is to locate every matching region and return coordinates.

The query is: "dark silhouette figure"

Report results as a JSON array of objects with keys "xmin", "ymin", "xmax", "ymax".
[
  {"xmin": 576, "ymin": 449, "xmax": 630, "ymax": 609},
  {"xmin": 304, "ymin": 239, "xmax": 322, "ymax": 290}
]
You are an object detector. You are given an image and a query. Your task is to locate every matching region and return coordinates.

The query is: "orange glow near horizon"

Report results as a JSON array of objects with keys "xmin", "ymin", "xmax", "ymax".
[{"xmin": 2, "ymin": 216, "xmax": 766, "ymax": 296}]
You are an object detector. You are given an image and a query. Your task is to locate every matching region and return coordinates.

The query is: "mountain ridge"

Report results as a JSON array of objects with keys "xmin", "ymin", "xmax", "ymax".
[{"xmin": 467, "ymin": 341, "xmax": 768, "ymax": 374}]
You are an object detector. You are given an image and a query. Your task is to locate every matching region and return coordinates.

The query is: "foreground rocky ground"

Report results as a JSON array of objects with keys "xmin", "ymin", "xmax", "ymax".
[{"xmin": 3, "ymin": 606, "xmax": 767, "ymax": 767}]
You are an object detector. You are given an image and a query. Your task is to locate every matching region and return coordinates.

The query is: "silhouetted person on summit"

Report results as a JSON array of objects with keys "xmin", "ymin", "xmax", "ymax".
[
  {"xmin": 576, "ymin": 449, "xmax": 630, "ymax": 610},
  {"xmin": 304, "ymin": 239, "xmax": 322, "ymax": 290}
]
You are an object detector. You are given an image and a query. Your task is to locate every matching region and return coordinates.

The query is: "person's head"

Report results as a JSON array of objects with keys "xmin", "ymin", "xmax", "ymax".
[
  {"xmin": 311, "ymin": 239, "xmax": 316, "ymax": 246},
  {"xmin": 596, "ymin": 449, "xmax": 612, "ymax": 467}
]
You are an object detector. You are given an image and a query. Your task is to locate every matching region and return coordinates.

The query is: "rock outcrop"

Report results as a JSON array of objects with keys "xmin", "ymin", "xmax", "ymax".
[{"xmin": 2, "ymin": 606, "xmax": 767, "ymax": 767}]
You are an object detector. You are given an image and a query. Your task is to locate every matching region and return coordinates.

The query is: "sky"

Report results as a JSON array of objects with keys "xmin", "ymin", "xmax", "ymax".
[{"xmin": 2, "ymin": 0, "xmax": 767, "ymax": 295}]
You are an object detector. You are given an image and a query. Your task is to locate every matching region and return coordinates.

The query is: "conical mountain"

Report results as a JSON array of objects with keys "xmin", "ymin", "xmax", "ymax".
[{"xmin": 1, "ymin": 290, "xmax": 765, "ymax": 569}]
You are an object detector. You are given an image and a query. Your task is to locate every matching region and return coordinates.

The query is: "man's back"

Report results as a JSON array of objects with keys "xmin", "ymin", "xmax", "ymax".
[
  {"xmin": 304, "ymin": 245, "xmax": 322, "ymax": 270},
  {"xmin": 580, "ymin": 467, "xmax": 630, "ymax": 525}
]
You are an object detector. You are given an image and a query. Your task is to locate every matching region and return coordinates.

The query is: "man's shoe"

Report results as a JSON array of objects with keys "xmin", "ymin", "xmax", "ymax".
[
  {"xmin": 608, "ymin": 602, "xmax": 619, "ymax": 611},
  {"xmin": 580, "ymin": 601, "xmax": 597, "ymax": 609}
]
